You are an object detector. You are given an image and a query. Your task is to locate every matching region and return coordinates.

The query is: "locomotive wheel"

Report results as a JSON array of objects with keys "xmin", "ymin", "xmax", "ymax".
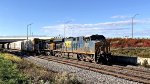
[
  {"xmin": 95, "ymin": 55, "xmax": 99, "ymax": 64},
  {"xmin": 77, "ymin": 54, "xmax": 82, "ymax": 61},
  {"xmin": 83, "ymin": 59, "xmax": 86, "ymax": 62},
  {"xmin": 45, "ymin": 52, "xmax": 50, "ymax": 56},
  {"xmin": 53, "ymin": 52, "xmax": 56, "ymax": 56},
  {"xmin": 89, "ymin": 60, "xmax": 93, "ymax": 63},
  {"xmin": 105, "ymin": 55, "xmax": 112, "ymax": 65},
  {"xmin": 98, "ymin": 56, "xmax": 105, "ymax": 64},
  {"xmin": 96, "ymin": 60, "xmax": 99, "ymax": 64},
  {"xmin": 89, "ymin": 55, "xmax": 94, "ymax": 63},
  {"xmin": 102, "ymin": 57, "xmax": 109, "ymax": 65},
  {"xmin": 50, "ymin": 50, "xmax": 54, "ymax": 56}
]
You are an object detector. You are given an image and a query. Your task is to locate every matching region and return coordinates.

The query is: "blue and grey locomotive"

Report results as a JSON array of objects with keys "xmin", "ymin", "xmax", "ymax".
[{"xmin": 51, "ymin": 35, "xmax": 111, "ymax": 64}]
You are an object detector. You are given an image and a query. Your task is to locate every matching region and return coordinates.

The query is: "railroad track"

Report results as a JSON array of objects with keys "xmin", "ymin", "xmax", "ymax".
[
  {"xmin": 112, "ymin": 65, "xmax": 150, "ymax": 74},
  {"xmin": 36, "ymin": 56, "xmax": 150, "ymax": 84}
]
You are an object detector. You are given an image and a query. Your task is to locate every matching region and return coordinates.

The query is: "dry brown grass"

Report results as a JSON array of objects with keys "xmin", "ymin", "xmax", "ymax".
[
  {"xmin": 17, "ymin": 58, "xmax": 82, "ymax": 84},
  {"xmin": 0, "ymin": 53, "xmax": 22, "ymax": 62},
  {"xmin": 17, "ymin": 59, "xmax": 57, "ymax": 83},
  {"xmin": 111, "ymin": 47, "xmax": 150, "ymax": 58},
  {"xmin": 53, "ymin": 72, "xmax": 81, "ymax": 84}
]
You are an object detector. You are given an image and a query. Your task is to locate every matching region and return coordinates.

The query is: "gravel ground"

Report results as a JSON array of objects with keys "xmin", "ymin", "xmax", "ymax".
[{"xmin": 24, "ymin": 56, "xmax": 142, "ymax": 84}]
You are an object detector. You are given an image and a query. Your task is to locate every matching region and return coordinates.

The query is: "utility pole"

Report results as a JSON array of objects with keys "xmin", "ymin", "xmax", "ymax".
[
  {"xmin": 27, "ymin": 23, "xmax": 33, "ymax": 51},
  {"xmin": 30, "ymin": 25, "xmax": 31, "ymax": 36},
  {"xmin": 132, "ymin": 14, "xmax": 139, "ymax": 38},
  {"xmin": 64, "ymin": 21, "xmax": 72, "ymax": 38},
  {"xmin": 63, "ymin": 20, "xmax": 72, "ymax": 57}
]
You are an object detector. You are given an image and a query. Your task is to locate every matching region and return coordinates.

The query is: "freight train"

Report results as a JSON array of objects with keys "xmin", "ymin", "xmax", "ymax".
[{"xmin": 6, "ymin": 35, "xmax": 112, "ymax": 64}]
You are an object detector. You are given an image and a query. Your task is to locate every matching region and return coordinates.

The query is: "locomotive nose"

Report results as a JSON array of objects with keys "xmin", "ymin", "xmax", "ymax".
[{"xmin": 95, "ymin": 40, "xmax": 112, "ymax": 64}]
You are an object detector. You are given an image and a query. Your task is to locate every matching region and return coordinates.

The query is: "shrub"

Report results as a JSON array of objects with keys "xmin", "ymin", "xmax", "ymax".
[
  {"xmin": 0, "ymin": 56, "xmax": 28, "ymax": 84},
  {"xmin": 0, "ymin": 53, "xmax": 82, "ymax": 84}
]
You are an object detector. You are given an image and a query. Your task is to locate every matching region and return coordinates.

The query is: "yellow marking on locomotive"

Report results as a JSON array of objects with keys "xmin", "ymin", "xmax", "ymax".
[{"xmin": 65, "ymin": 41, "xmax": 72, "ymax": 48}]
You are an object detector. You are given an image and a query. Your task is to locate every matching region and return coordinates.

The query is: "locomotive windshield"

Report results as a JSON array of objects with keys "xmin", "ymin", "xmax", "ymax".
[{"xmin": 90, "ymin": 35, "xmax": 105, "ymax": 41}]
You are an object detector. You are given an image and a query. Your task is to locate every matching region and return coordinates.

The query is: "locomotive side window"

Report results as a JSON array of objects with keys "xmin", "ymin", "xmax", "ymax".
[
  {"xmin": 73, "ymin": 38, "xmax": 76, "ymax": 41},
  {"xmin": 77, "ymin": 37, "xmax": 79, "ymax": 41},
  {"xmin": 84, "ymin": 37, "xmax": 90, "ymax": 42}
]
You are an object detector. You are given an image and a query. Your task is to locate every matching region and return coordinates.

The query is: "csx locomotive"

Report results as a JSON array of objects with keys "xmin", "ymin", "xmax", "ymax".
[
  {"xmin": 22, "ymin": 35, "xmax": 111, "ymax": 64},
  {"xmin": 49, "ymin": 35, "xmax": 111, "ymax": 64}
]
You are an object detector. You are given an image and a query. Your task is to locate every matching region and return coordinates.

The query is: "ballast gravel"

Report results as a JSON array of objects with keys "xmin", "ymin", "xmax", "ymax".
[{"xmin": 24, "ymin": 56, "xmax": 142, "ymax": 84}]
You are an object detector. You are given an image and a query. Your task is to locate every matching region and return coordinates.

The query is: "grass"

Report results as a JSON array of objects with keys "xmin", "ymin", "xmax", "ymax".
[
  {"xmin": 111, "ymin": 47, "xmax": 150, "ymax": 58},
  {"xmin": 142, "ymin": 59, "xmax": 150, "ymax": 68},
  {"xmin": 0, "ymin": 52, "xmax": 82, "ymax": 84}
]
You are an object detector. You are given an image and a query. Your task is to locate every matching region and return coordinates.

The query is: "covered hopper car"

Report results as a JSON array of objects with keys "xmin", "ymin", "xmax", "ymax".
[{"xmin": 21, "ymin": 38, "xmax": 51, "ymax": 55}]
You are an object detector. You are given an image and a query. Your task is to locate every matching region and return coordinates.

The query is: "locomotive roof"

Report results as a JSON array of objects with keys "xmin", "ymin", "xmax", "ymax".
[
  {"xmin": 90, "ymin": 35, "xmax": 106, "ymax": 40},
  {"xmin": 53, "ymin": 38, "xmax": 64, "ymax": 42},
  {"xmin": 51, "ymin": 35, "xmax": 106, "ymax": 41}
]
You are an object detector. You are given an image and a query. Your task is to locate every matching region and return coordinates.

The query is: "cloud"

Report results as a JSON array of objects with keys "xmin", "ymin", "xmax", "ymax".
[
  {"xmin": 111, "ymin": 15, "xmax": 130, "ymax": 19},
  {"xmin": 134, "ymin": 28, "xmax": 150, "ymax": 37},
  {"xmin": 42, "ymin": 19, "xmax": 150, "ymax": 37}
]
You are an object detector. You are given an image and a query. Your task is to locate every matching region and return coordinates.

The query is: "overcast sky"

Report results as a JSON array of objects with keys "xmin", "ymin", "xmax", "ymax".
[{"xmin": 0, "ymin": 0, "xmax": 150, "ymax": 38}]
